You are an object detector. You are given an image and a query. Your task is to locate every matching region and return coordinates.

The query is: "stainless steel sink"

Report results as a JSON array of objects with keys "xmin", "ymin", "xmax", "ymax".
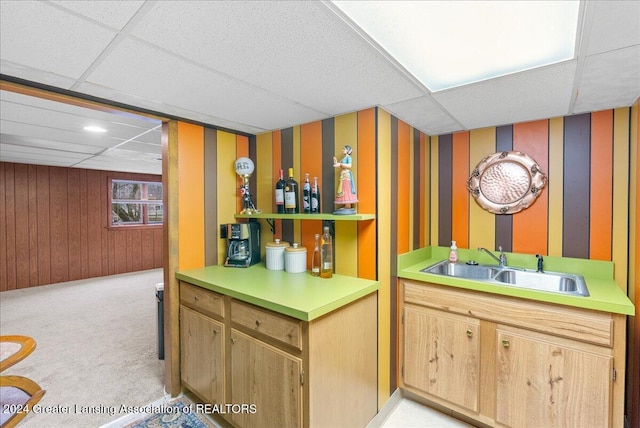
[
  {"xmin": 421, "ymin": 260, "xmax": 500, "ymax": 280},
  {"xmin": 421, "ymin": 260, "xmax": 590, "ymax": 297},
  {"xmin": 493, "ymin": 269, "xmax": 589, "ymax": 296}
]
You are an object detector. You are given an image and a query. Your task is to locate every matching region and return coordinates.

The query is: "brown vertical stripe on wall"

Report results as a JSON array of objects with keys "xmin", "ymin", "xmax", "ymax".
[
  {"xmin": 495, "ymin": 125, "xmax": 513, "ymax": 251},
  {"xmin": 413, "ymin": 128, "xmax": 422, "ymax": 250},
  {"xmin": 204, "ymin": 127, "xmax": 218, "ymax": 266},
  {"xmin": 438, "ymin": 134, "xmax": 453, "ymax": 246},
  {"xmin": 281, "ymin": 127, "xmax": 294, "ymax": 244},
  {"xmin": 322, "ymin": 118, "xmax": 336, "ymax": 213},
  {"xmin": 563, "ymin": 113, "xmax": 591, "ymax": 258}
]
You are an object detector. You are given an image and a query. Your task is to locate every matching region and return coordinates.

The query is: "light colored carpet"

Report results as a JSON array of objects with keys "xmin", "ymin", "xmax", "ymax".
[{"xmin": 0, "ymin": 269, "xmax": 165, "ymax": 427}]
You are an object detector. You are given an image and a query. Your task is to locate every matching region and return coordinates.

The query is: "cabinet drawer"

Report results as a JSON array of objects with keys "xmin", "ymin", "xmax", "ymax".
[
  {"xmin": 231, "ymin": 300, "xmax": 302, "ymax": 350},
  {"xmin": 403, "ymin": 280, "xmax": 613, "ymax": 347},
  {"xmin": 180, "ymin": 282, "xmax": 224, "ymax": 318}
]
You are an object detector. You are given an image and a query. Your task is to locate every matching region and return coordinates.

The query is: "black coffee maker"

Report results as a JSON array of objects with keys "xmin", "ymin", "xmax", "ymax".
[{"xmin": 224, "ymin": 222, "xmax": 261, "ymax": 267}]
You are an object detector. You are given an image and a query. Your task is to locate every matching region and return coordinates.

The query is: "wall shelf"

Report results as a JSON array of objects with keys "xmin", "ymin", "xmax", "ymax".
[
  {"xmin": 234, "ymin": 212, "xmax": 375, "ymax": 234},
  {"xmin": 235, "ymin": 212, "xmax": 375, "ymax": 221}
]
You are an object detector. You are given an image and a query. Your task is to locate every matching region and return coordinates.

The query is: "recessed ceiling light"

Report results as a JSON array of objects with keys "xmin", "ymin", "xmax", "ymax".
[
  {"xmin": 84, "ymin": 125, "xmax": 107, "ymax": 133},
  {"xmin": 333, "ymin": 1, "xmax": 580, "ymax": 92}
]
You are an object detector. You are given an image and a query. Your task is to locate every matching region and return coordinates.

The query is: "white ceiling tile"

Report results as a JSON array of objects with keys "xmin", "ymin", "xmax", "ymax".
[
  {"xmin": 76, "ymin": 156, "xmax": 161, "ymax": 175},
  {"xmin": 574, "ymin": 45, "xmax": 640, "ymax": 113},
  {"xmin": 586, "ymin": 0, "xmax": 640, "ymax": 55},
  {"xmin": 1, "ymin": 1, "xmax": 639, "ymax": 173},
  {"xmin": 0, "ymin": 143, "xmax": 91, "ymax": 162},
  {"xmin": 129, "ymin": 1, "xmax": 423, "ymax": 113},
  {"xmin": 0, "ymin": 60, "xmax": 79, "ymax": 89},
  {"xmin": 81, "ymin": 38, "xmax": 329, "ymax": 131},
  {"xmin": 50, "ymin": 0, "xmax": 145, "ymax": 30},
  {"xmin": 0, "ymin": 154, "xmax": 75, "ymax": 168},
  {"xmin": 433, "ymin": 62, "xmax": 577, "ymax": 131},
  {"xmin": 117, "ymin": 142, "xmax": 161, "ymax": 156},
  {"xmin": 381, "ymin": 96, "xmax": 464, "ymax": 135},
  {"xmin": 0, "ymin": 132, "xmax": 102, "ymax": 155},
  {"xmin": 0, "ymin": 1, "xmax": 117, "ymax": 79},
  {"xmin": 0, "ymin": 120, "xmax": 118, "ymax": 148}
]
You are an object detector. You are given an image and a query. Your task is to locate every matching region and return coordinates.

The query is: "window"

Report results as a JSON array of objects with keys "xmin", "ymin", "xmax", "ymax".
[{"xmin": 111, "ymin": 179, "xmax": 163, "ymax": 227}]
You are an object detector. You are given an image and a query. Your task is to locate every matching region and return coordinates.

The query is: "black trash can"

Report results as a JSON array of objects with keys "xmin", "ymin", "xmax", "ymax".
[{"xmin": 156, "ymin": 282, "xmax": 164, "ymax": 360}]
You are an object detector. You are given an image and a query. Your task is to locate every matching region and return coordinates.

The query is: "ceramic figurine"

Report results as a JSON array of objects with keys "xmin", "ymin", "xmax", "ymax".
[{"xmin": 333, "ymin": 145, "xmax": 358, "ymax": 214}]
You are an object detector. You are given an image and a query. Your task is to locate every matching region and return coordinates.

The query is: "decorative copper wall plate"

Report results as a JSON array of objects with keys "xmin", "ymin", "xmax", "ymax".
[{"xmin": 467, "ymin": 151, "xmax": 547, "ymax": 214}]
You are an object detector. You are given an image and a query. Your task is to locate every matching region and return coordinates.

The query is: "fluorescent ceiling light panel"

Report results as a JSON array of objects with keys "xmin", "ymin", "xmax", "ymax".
[
  {"xmin": 332, "ymin": 1, "xmax": 579, "ymax": 91},
  {"xmin": 84, "ymin": 125, "xmax": 107, "ymax": 133}
]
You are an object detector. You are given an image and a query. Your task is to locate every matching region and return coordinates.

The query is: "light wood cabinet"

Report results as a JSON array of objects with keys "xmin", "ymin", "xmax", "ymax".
[
  {"xmin": 180, "ymin": 306, "xmax": 225, "ymax": 404},
  {"xmin": 495, "ymin": 326, "xmax": 612, "ymax": 427},
  {"xmin": 403, "ymin": 305, "xmax": 479, "ymax": 411},
  {"xmin": 179, "ymin": 280, "xmax": 377, "ymax": 428},
  {"xmin": 399, "ymin": 279, "xmax": 626, "ymax": 428},
  {"xmin": 230, "ymin": 329, "xmax": 303, "ymax": 427}
]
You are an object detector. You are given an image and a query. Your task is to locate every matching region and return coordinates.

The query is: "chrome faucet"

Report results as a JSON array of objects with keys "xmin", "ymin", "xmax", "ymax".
[
  {"xmin": 478, "ymin": 246, "xmax": 507, "ymax": 267},
  {"xmin": 536, "ymin": 254, "xmax": 544, "ymax": 273}
]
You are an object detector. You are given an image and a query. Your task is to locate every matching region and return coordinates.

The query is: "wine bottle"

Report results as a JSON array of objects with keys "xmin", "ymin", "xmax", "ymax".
[
  {"xmin": 284, "ymin": 168, "xmax": 299, "ymax": 213},
  {"xmin": 302, "ymin": 173, "xmax": 311, "ymax": 214},
  {"xmin": 311, "ymin": 176, "xmax": 320, "ymax": 213},
  {"xmin": 311, "ymin": 234, "xmax": 321, "ymax": 276},
  {"xmin": 275, "ymin": 169, "xmax": 286, "ymax": 214},
  {"xmin": 320, "ymin": 226, "xmax": 333, "ymax": 278}
]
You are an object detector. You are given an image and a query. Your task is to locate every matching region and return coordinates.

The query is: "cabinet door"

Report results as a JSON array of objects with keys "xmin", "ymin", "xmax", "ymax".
[
  {"xmin": 180, "ymin": 306, "xmax": 225, "ymax": 404},
  {"xmin": 403, "ymin": 305, "xmax": 480, "ymax": 411},
  {"xmin": 230, "ymin": 329, "xmax": 302, "ymax": 428},
  {"xmin": 496, "ymin": 327, "xmax": 612, "ymax": 428}
]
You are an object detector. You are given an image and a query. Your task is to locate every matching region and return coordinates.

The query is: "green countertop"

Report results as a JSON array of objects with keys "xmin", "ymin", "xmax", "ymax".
[
  {"xmin": 398, "ymin": 247, "xmax": 635, "ymax": 316},
  {"xmin": 176, "ymin": 264, "xmax": 379, "ymax": 321}
]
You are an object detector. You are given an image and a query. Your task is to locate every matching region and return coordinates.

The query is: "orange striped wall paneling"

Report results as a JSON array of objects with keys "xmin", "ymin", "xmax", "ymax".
[{"xmin": 427, "ymin": 109, "xmax": 632, "ymax": 287}]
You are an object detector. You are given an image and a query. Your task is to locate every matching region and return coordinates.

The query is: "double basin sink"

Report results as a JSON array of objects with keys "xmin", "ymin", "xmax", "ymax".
[{"xmin": 421, "ymin": 260, "xmax": 590, "ymax": 297}]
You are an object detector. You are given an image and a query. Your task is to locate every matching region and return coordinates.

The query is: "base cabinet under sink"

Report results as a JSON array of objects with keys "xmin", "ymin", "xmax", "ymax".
[
  {"xmin": 399, "ymin": 279, "xmax": 626, "ymax": 428},
  {"xmin": 403, "ymin": 305, "xmax": 480, "ymax": 412},
  {"xmin": 494, "ymin": 326, "xmax": 611, "ymax": 427}
]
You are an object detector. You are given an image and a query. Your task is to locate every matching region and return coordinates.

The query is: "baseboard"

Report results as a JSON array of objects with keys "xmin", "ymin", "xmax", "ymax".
[{"xmin": 366, "ymin": 388, "xmax": 404, "ymax": 428}]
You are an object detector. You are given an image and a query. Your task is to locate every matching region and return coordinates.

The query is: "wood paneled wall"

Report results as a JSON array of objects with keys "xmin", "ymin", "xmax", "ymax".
[{"xmin": 0, "ymin": 162, "xmax": 162, "ymax": 291}]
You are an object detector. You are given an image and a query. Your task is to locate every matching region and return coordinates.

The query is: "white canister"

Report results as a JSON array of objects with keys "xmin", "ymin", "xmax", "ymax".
[
  {"xmin": 265, "ymin": 239, "xmax": 289, "ymax": 271},
  {"xmin": 284, "ymin": 243, "xmax": 307, "ymax": 273}
]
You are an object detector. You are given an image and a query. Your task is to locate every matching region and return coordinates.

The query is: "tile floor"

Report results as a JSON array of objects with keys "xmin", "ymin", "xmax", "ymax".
[
  {"xmin": 105, "ymin": 395, "xmax": 475, "ymax": 428},
  {"xmin": 376, "ymin": 398, "xmax": 475, "ymax": 428}
]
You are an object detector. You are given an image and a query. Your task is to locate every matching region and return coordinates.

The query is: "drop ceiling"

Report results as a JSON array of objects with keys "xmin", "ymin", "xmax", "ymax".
[{"xmin": 0, "ymin": 0, "xmax": 639, "ymax": 175}]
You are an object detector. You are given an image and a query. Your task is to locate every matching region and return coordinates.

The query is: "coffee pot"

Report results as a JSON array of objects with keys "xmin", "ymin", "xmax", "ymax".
[{"xmin": 223, "ymin": 222, "xmax": 260, "ymax": 267}]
